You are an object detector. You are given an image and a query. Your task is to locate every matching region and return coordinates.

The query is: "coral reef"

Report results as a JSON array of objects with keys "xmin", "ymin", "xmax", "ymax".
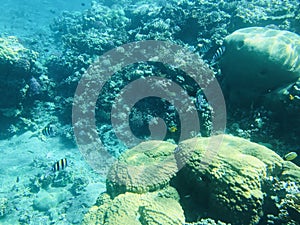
[
  {"xmin": 220, "ymin": 27, "xmax": 300, "ymax": 105},
  {"xmin": 174, "ymin": 134, "xmax": 299, "ymax": 225},
  {"xmin": 40, "ymin": 0, "xmax": 300, "ymax": 158},
  {"xmin": 82, "ymin": 187, "xmax": 185, "ymax": 225},
  {"xmin": 175, "ymin": 135, "xmax": 267, "ymax": 224},
  {"xmin": 232, "ymin": 0, "xmax": 300, "ymax": 32},
  {"xmin": 106, "ymin": 140, "xmax": 178, "ymax": 197},
  {"xmin": 84, "ymin": 135, "xmax": 299, "ymax": 225},
  {"xmin": 49, "ymin": 0, "xmax": 300, "ymax": 77},
  {"xmin": 221, "ymin": 27, "xmax": 300, "ymax": 148},
  {"xmin": 0, "ymin": 36, "xmax": 38, "ymax": 108},
  {"xmin": 2, "ymin": 0, "xmax": 300, "ymax": 150},
  {"xmin": 1, "ymin": 0, "xmax": 300, "ymax": 224},
  {"xmin": 0, "ymin": 36, "xmax": 54, "ymax": 139}
]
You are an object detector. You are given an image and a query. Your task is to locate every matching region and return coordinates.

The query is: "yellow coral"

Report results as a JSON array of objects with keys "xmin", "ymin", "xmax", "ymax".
[{"xmin": 0, "ymin": 36, "xmax": 37, "ymax": 63}]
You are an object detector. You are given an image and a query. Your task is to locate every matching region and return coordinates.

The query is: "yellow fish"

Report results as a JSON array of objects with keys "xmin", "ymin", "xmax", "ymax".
[
  {"xmin": 289, "ymin": 94, "xmax": 295, "ymax": 101},
  {"xmin": 284, "ymin": 152, "xmax": 297, "ymax": 161},
  {"xmin": 169, "ymin": 126, "xmax": 177, "ymax": 133}
]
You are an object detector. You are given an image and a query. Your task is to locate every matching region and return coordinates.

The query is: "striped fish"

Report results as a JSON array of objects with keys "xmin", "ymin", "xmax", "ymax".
[
  {"xmin": 42, "ymin": 124, "xmax": 57, "ymax": 137},
  {"xmin": 211, "ymin": 45, "xmax": 225, "ymax": 65},
  {"xmin": 52, "ymin": 158, "xmax": 68, "ymax": 172}
]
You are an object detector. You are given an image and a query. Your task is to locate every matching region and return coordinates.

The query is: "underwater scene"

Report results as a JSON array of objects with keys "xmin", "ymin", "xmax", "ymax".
[{"xmin": 0, "ymin": 0, "xmax": 300, "ymax": 224}]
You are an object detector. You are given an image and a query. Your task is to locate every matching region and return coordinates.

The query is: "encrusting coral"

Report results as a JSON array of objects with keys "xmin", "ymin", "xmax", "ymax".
[
  {"xmin": 106, "ymin": 140, "xmax": 178, "ymax": 197},
  {"xmin": 84, "ymin": 134, "xmax": 300, "ymax": 225},
  {"xmin": 174, "ymin": 134, "xmax": 299, "ymax": 224},
  {"xmin": 0, "ymin": 36, "xmax": 39, "ymax": 109},
  {"xmin": 82, "ymin": 187, "xmax": 185, "ymax": 225}
]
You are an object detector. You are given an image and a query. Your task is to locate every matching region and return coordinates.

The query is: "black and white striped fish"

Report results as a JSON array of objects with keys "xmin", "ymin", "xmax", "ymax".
[
  {"xmin": 44, "ymin": 158, "xmax": 68, "ymax": 178},
  {"xmin": 211, "ymin": 45, "xmax": 225, "ymax": 65},
  {"xmin": 52, "ymin": 158, "xmax": 68, "ymax": 172},
  {"xmin": 42, "ymin": 124, "xmax": 57, "ymax": 137}
]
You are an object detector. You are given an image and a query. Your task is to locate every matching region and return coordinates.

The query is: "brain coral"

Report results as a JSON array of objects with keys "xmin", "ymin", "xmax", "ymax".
[
  {"xmin": 174, "ymin": 134, "xmax": 296, "ymax": 225},
  {"xmin": 220, "ymin": 27, "xmax": 300, "ymax": 105},
  {"xmin": 106, "ymin": 140, "xmax": 178, "ymax": 197},
  {"xmin": 82, "ymin": 187, "xmax": 185, "ymax": 225},
  {"xmin": 86, "ymin": 135, "xmax": 299, "ymax": 225}
]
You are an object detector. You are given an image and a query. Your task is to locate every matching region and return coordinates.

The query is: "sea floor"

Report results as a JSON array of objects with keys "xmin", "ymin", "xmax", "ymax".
[
  {"xmin": 0, "ymin": 2, "xmax": 103, "ymax": 223},
  {"xmin": 0, "ymin": 132, "xmax": 105, "ymax": 224}
]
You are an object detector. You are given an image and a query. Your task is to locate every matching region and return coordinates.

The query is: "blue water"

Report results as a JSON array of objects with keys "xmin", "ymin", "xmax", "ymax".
[{"xmin": 0, "ymin": 0, "xmax": 90, "ymax": 36}]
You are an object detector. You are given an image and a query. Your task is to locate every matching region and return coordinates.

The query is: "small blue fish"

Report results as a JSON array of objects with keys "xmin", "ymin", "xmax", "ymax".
[{"xmin": 211, "ymin": 45, "xmax": 225, "ymax": 65}]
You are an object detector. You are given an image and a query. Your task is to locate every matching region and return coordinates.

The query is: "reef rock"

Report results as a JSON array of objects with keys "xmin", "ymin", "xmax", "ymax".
[
  {"xmin": 0, "ymin": 36, "xmax": 38, "ymax": 108},
  {"xmin": 220, "ymin": 27, "xmax": 300, "ymax": 105},
  {"xmin": 32, "ymin": 188, "xmax": 68, "ymax": 212},
  {"xmin": 261, "ymin": 76, "xmax": 300, "ymax": 122},
  {"xmin": 82, "ymin": 187, "xmax": 185, "ymax": 225},
  {"xmin": 174, "ymin": 134, "xmax": 298, "ymax": 225},
  {"xmin": 106, "ymin": 140, "xmax": 178, "ymax": 197},
  {"xmin": 86, "ymin": 135, "xmax": 299, "ymax": 225}
]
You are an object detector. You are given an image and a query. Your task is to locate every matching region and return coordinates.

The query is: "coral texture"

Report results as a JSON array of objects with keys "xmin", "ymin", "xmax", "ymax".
[
  {"xmin": 0, "ymin": 36, "xmax": 38, "ymax": 108},
  {"xmin": 82, "ymin": 187, "xmax": 184, "ymax": 225},
  {"xmin": 85, "ymin": 135, "xmax": 299, "ymax": 225},
  {"xmin": 221, "ymin": 27, "xmax": 300, "ymax": 105},
  {"xmin": 175, "ymin": 134, "xmax": 299, "ymax": 225},
  {"xmin": 106, "ymin": 140, "xmax": 178, "ymax": 197}
]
